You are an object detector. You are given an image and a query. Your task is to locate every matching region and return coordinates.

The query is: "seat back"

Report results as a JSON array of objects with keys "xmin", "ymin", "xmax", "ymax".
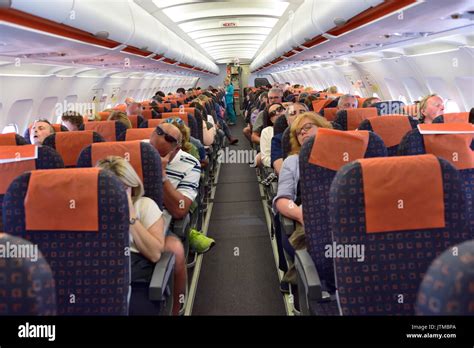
[
  {"xmin": 416, "ymin": 240, "xmax": 474, "ymax": 315},
  {"xmin": 3, "ymin": 168, "xmax": 130, "ymax": 315},
  {"xmin": 358, "ymin": 116, "xmax": 418, "ymax": 155},
  {"xmin": 0, "ymin": 145, "xmax": 64, "ymax": 230},
  {"xmin": 77, "ymin": 141, "xmax": 163, "ymax": 209},
  {"xmin": 312, "ymin": 100, "xmax": 332, "ymax": 114},
  {"xmin": 119, "ymin": 128, "xmax": 155, "ymax": 141},
  {"xmin": 82, "ymin": 121, "xmax": 127, "ymax": 142},
  {"xmin": 398, "ymin": 124, "xmax": 474, "ymax": 230},
  {"xmin": 43, "ymin": 131, "xmax": 105, "ymax": 167},
  {"xmin": 300, "ymin": 129, "xmax": 387, "ymax": 291},
  {"xmin": 281, "ymin": 127, "xmax": 291, "ymax": 160},
  {"xmin": 0, "ymin": 233, "xmax": 56, "ymax": 315},
  {"xmin": 433, "ymin": 112, "xmax": 470, "ymax": 124},
  {"xmin": 273, "ymin": 115, "xmax": 288, "ymax": 136},
  {"xmin": 161, "ymin": 112, "xmax": 198, "ymax": 138},
  {"xmin": 322, "ymin": 107, "xmax": 338, "ymax": 121},
  {"xmin": 334, "ymin": 108, "xmax": 378, "ymax": 130},
  {"xmin": 329, "ymin": 155, "xmax": 472, "ymax": 315},
  {"xmin": 0, "ymin": 133, "xmax": 28, "ymax": 146},
  {"xmin": 127, "ymin": 115, "xmax": 145, "ymax": 128}
]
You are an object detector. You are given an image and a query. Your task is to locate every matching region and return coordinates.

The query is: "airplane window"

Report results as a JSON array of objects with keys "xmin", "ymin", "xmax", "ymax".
[
  {"xmin": 444, "ymin": 99, "xmax": 460, "ymax": 113},
  {"xmin": 2, "ymin": 123, "xmax": 18, "ymax": 134}
]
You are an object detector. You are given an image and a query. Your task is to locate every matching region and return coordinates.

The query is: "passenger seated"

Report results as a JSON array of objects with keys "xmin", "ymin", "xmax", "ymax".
[
  {"xmin": 252, "ymin": 88, "xmax": 283, "ymax": 145},
  {"xmin": 29, "ymin": 119, "xmax": 55, "ymax": 145},
  {"xmin": 149, "ymin": 123, "xmax": 215, "ymax": 254},
  {"xmin": 273, "ymin": 112, "xmax": 333, "ymax": 283},
  {"xmin": 362, "ymin": 97, "xmax": 381, "ymax": 108},
  {"xmin": 255, "ymin": 103, "xmax": 286, "ymax": 168},
  {"xmin": 96, "ymin": 156, "xmax": 184, "ymax": 315},
  {"xmin": 108, "ymin": 110, "xmax": 132, "ymax": 129},
  {"xmin": 126, "ymin": 98, "xmax": 143, "ymax": 117},
  {"xmin": 418, "ymin": 94, "xmax": 445, "ymax": 124},
  {"xmin": 337, "ymin": 94, "xmax": 358, "ymax": 110},
  {"xmin": 61, "ymin": 111, "xmax": 84, "ymax": 131},
  {"xmin": 327, "ymin": 85, "xmax": 338, "ymax": 94},
  {"xmin": 271, "ymin": 102, "xmax": 308, "ymax": 174}
]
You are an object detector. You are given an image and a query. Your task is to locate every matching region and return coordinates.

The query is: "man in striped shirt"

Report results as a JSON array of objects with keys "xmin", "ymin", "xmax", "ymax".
[{"xmin": 150, "ymin": 123, "xmax": 215, "ymax": 253}]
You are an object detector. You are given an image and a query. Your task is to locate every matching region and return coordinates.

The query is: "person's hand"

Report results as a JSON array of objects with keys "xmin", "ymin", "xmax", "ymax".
[
  {"xmin": 126, "ymin": 189, "xmax": 137, "ymax": 219},
  {"xmin": 161, "ymin": 152, "xmax": 172, "ymax": 177}
]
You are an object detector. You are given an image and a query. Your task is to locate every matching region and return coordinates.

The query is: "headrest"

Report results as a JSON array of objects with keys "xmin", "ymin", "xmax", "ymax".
[
  {"xmin": 358, "ymin": 154, "xmax": 445, "ymax": 233},
  {"xmin": 55, "ymin": 131, "xmax": 94, "ymax": 167},
  {"xmin": 127, "ymin": 115, "xmax": 139, "ymax": 128},
  {"xmin": 368, "ymin": 116, "xmax": 414, "ymax": 147},
  {"xmin": 312, "ymin": 99, "xmax": 332, "ymax": 113},
  {"xmin": 85, "ymin": 121, "xmax": 116, "ymax": 142},
  {"xmin": 125, "ymin": 128, "xmax": 155, "ymax": 141},
  {"xmin": 357, "ymin": 98, "xmax": 367, "ymax": 108},
  {"xmin": 172, "ymin": 107, "xmax": 195, "ymax": 116},
  {"xmin": 442, "ymin": 112, "xmax": 469, "ymax": 123},
  {"xmin": 0, "ymin": 145, "xmax": 38, "ymax": 194},
  {"xmin": 147, "ymin": 119, "xmax": 166, "ymax": 128},
  {"xmin": 24, "ymin": 168, "xmax": 100, "ymax": 231},
  {"xmin": 160, "ymin": 113, "xmax": 189, "ymax": 125},
  {"xmin": 308, "ymin": 128, "xmax": 369, "ymax": 171},
  {"xmin": 98, "ymin": 112, "xmax": 111, "ymax": 121},
  {"xmin": 346, "ymin": 108, "xmax": 378, "ymax": 130},
  {"xmin": 91, "ymin": 141, "xmax": 143, "ymax": 181},
  {"xmin": 418, "ymin": 124, "xmax": 474, "ymax": 170},
  {"xmin": 141, "ymin": 109, "xmax": 153, "ymax": 120},
  {"xmin": 323, "ymin": 108, "xmax": 338, "ymax": 121},
  {"xmin": 0, "ymin": 133, "xmax": 17, "ymax": 146}
]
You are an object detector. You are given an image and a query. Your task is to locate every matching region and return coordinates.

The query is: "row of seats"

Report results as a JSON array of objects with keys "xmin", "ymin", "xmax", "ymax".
[
  {"xmin": 246, "ymin": 86, "xmax": 473, "ymax": 315},
  {"xmin": 0, "ymin": 88, "xmax": 227, "ymax": 315}
]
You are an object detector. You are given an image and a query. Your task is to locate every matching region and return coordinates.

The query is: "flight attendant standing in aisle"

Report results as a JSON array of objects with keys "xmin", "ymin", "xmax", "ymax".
[{"xmin": 224, "ymin": 78, "xmax": 236, "ymax": 126}]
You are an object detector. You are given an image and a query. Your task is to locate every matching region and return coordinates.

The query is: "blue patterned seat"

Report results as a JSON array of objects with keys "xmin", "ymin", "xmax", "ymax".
[
  {"xmin": 358, "ymin": 116, "xmax": 418, "ymax": 156},
  {"xmin": 0, "ymin": 146, "xmax": 64, "ymax": 231},
  {"xmin": 416, "ymin": 240, "xmax": 474, "ymax": 315},
  {"xmin": 297, "ymin": 130, "xmax": 387, "ymax": 315},
  {"xmin": 0, "ymin": 233, "xmax": 56, "ymax": 315},
  {"xmin": 333, "ymin": 108, "xmax": 378, "ymax": 131},
  {"xmin": 3, "ymin": 168, "xmax": 131, "ymax": 315},
  {"xmin": 77, "ymin": 141, "xmax": 163, "ymax": 210},
  {"xmin": 329, "ymin": 155, "xmax": 472, "ymax": 315},
  {"xmin": 398, "ymin": 128, "xmax": 474, "ymax": 232}
]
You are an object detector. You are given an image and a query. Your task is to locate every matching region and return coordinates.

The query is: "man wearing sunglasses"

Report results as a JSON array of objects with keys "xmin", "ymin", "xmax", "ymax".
[{"xmin": 150, "ymin": 123, "xmax": 215, "ymax": 253}]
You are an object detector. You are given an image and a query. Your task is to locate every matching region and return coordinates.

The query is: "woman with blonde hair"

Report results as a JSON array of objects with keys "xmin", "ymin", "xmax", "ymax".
[
  {"xmin": 108, "ymin": 110, "xmax": 132, "ymax": 129},
  {"xmin": 273, "ymin": 112, "xmax": 332, "ymax": 284},
  {"xmin": 96, "ymin": 156, "xmax": 186, "ymax": 315}
]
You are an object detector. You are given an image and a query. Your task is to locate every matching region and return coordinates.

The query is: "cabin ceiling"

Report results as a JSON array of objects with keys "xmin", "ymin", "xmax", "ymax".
[{"xmin": 144, "ymin": 0, "xmax": 303, "ymax": 64}]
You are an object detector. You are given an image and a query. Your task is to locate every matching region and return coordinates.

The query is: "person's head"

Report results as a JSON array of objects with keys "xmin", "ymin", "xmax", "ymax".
[
  {"xmin": 258, "ymin": 92, "xmax": 269, "ymax": 110},
  {"xmin": 362, "ymin": 97, "xmax": 382, "ymax": 108},
  {"xmin": 176, "ymin": 88, "xmax": 186, "ymax": 97},
  {"xmin": 289, "ymin": 112, "xmax": 333, "ymax": 155},
  {"xmin": 108, "ymin": 111, "xmax": 132, "ymax": 129},
  {"xmin": 419, "ymin": 94, "xmax": 444, "ymax": 124},
  {"xmin": 164, "ymin": 118, "xmax": 193, "ymax": 154},
  {"xmin": 126, "ymin": 102, "xmax": 142, "ymax": 116},
  {"xmin": 327, "ymin": 86, "xmax": 338, "ymax": 94},
  {"xmin": 30, "ymin": 119, "xmax": 55, "ymax": 145},
  {"xmin": 61, "ymin": 111, "xmax": 83, "ymax": 131},
  {"xmin": 268, "ymin": 88, "xmax": 283, "ymax": 105},
  {"xmin": 150, "ymin": 122, "xmax": 182, "ymax": 157},
  {"xmin": 156, "ymin": 91, "xmax": 166, "ymax": 98},
  {"xmin": 286, "ymin": 102, "xmax": 309, "ymax": 126},
  {"xmin": 304, "ymin": 95, "xmax": 318, "ymax": 111},
  {"xmin": 96, "ymin": 156, "xmax": 144, "ymax": 203},
  {"xmin": 337, "ymin": 94, "xmax": 358, "ymax": 110},
  {"xmin": 224, "ymin": 78, "xmax": 230, "ymax": 86},
  {"xmin": 265, "ymin": 103, "xmax": 286, "ymax": 127}
]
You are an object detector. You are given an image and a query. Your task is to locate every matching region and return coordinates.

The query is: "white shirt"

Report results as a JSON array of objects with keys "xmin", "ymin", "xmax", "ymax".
[
  {"xmin": 162, "ymin": 149, "xmax": 201, "ymax": 231},
  {"xmin": 260, "ymin": 126, "xmax": 274, "ymax": 168},
  {"xmin": 130, "ymin": 197, "xmax": 163, "ymax": 254}
]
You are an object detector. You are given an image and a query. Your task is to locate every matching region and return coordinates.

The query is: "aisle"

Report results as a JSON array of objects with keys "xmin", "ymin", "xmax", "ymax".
[{"xmin": 191, "ymin": 115, "xmax": 286, "ymax": 315}]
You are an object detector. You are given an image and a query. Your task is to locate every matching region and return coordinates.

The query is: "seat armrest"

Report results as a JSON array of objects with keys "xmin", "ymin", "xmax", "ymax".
[
  {"xmin": 280, "ymin": 215, "xmax": 295, "ymax": 237},
  {"xmin": 171, "ymin": 214, "xmax": 191, "ymax": 240},
  {"xmin": 295, "ymin": 249, "xmax": 323, "ymax": 302},
  {"xmin": 149, "ymin": 252, "xmax": 176, "ymax": 301}
]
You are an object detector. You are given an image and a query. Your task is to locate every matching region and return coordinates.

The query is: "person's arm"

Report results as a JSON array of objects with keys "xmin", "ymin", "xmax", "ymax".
[
  {"xmin": 251, "ymin": 131, "xmax": 261, "ymax": 144},
  {"xmin": 260, "ymin": 128, "xmax": 273, "ymax": 167},
  {"xmin": 162, "ymin": 180, "xmax": 193, "ymax": 220},
  {"xmin": 276, "ymin": 198, "xmax": 303, "ymax": 225},
  {"xmin": 128, "ymin": 196, "xmax": 165, "ymax": 263}
]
